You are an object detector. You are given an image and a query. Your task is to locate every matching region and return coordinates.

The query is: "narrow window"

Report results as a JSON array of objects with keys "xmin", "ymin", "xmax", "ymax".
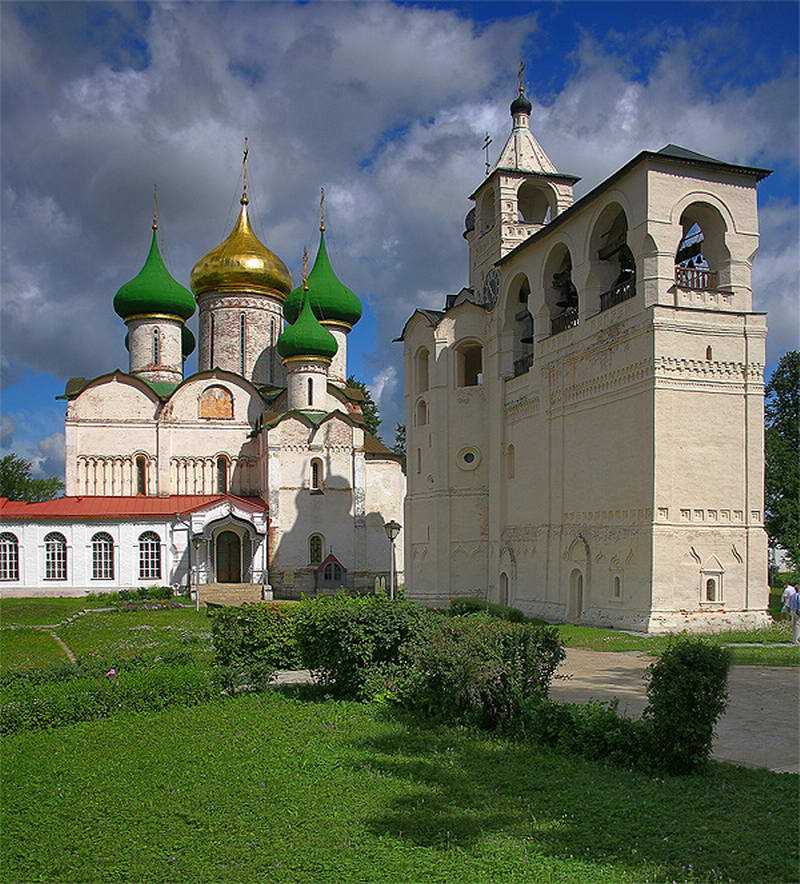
[
  {"xmin": 311, "ymin": 458, "xmax": 322, "ymax": 491},
  {"xmin": 135, "ymin": 456, "xmax": 147, "ymax": 496},
  {"xmin": 91, "ymin": 532, "xmax": 114, "ymax": 580},
  {"xmin": 270, "ymin": 319, "xmax": 276, "ymax": 382},
  {"xmin": 416, "ymin": 399, "xmax": 428, "ymax": 427},
  {"xmin": 506, "ymin": 444, "xmax": 515, "ymax": 479},
  {"xmin": 309, "ymin": 534, "xmax": 324, "ymax": 565},
  {"xmin": 706, "ymin": 578, "xmax": 717, "ymax": 602},
  {"xmin": 0, "ymin": 533, "xmax": 20, "ymax": 581},
  {"xmin": 613, "ymin": 575, "xmax": 621, "ymax": 598},
  {"xmin": 416, "ymin": 348, "xmax": 430, "ymax": 393},
  {"xmin": 216, "ymin": 456, "xmax": 228, "ymax": 494},
  {"xmin": 138, "ymin": 531, "xmax": 161, "ymax": 580},
  {"xmin": 706, "ymin": 346, "xmax": 713, "ymax": 361},
  {"xmin": 332, "ymin": 563, "xmax": 342, "ymax": 581},
  {"xmin": 416, "ymin": 448, "xmax": 421, "ymax": 475},
  {"xmin": 308, "ymin": 377, "xmax": 314, "ymax": 407},
  {"xmin": 152, "ymin": 329, "xmax": 160, "ymax": 365},
  {"xmin": 239, "ymin": 313, "xmax": 246, "ymax": 376},
  {"xmin": 324, "ymin": 562, "xmax": 334, "ymax": 580},
  {"xmin": 210, "ymin": 313, "xmax": 215, "ymax": 368},
  {"xmin": 458, "ymin": 344, "xmax": 483, "ymax": 387},
  {"xmin": 44, "ymin": 532, "xmax": 67, "ymax": 581}
]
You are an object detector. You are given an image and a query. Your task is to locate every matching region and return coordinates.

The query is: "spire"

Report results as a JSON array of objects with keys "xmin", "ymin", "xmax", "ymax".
[
  {"xmin": 302, "ymin": 245, "xmax": 310, "ymax": 286},
  {"xmin": 241, "ymin": 136, "xmax": 249, "ymax": 206},
  {"xmin": 510, "ymin": 58, "xmax": 533, "ymax": 119},
  {"xmin": 319, "ymin": 187, "xmax": 326, "ymax": 233},
  {"xmin": 152, "ymin": 184, "xmax": 159, "ymax": 231}
]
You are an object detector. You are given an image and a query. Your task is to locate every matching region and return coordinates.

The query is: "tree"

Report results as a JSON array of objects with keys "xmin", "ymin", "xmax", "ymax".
[
  {"xmin": 346, "ymin": 375, "xmax": 381, "ymax": 438},
  {"xmin": 764, "ymin": 351, "xmax": 799, "ymax": 568},
  {"xmin": 393, "ymin": 423, "xmax": 406, "ymax": 473},
  {"xmin": 0, "ymin": 453, "xmax": 64, "ymax": 502}
]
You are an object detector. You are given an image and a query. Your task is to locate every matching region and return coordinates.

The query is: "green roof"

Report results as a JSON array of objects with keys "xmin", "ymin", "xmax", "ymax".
[
  {"xmin": 284, "ymin": 231, "xmax": 362, "ymax": 327},
  {"xmin": 277, "ymin": 287, "xmax": 338, "ymax": 360},
  {"xmin": 114, "ymin": 229, "xmax": 196, "ymax": 321}
]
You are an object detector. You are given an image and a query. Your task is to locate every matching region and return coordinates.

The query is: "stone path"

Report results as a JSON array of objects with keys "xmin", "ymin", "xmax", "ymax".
[{"xmin": 551, "ymin": 647, "xmax": 800, "ymax": 773}]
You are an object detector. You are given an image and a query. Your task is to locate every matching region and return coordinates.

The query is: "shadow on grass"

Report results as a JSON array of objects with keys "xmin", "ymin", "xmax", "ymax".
[{"xmin": 347, "ymin": 719, "xmax": 798, "ymax": 881}]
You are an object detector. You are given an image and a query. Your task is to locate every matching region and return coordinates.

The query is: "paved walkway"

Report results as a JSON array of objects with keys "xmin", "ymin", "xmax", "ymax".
[{"xmin": 551, "ymin": 647, "xmax": 800, "ymax": 773}]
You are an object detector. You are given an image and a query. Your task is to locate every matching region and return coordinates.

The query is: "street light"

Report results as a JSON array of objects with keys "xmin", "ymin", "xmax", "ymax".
[{"xmin": 384, "ymin": 520, "xmax": 401, "ymax": 601}]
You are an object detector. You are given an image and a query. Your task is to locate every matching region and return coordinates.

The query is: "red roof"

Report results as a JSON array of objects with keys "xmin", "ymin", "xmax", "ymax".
[{"xmin": 0, "ymin": 494, "xmax": 267, "ymax": 520}]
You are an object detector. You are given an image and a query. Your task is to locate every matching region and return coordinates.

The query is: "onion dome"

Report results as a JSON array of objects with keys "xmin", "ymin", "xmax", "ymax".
[
  {"xmin": 277, "ymin": 286, "xmax": 338, "ymax": 361},
  {"xmin": 114, "ymin": 228, "xmax": 196, "ymax": 321},
  {"xmin": 181, "ymin": 324, "xmax": 195, "ymax": 358},
  {"xmin": 190, "ymin": 196, "xmax": 292, "ymax": 299},
  {"xmin": 510, "ymin": 91, "xmax": 532, "ymax": 116},
  {"xmin": 284, "ymin": 229, "xmax": 362, "ymax": 327}
]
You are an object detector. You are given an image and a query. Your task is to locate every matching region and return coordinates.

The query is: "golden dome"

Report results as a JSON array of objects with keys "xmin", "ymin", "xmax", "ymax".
[{"xmin": 190, "ymin": 197, "xmax": 293, "ymax": 299}]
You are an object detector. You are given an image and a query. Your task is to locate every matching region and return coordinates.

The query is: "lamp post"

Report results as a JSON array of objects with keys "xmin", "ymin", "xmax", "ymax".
[{"xmin": 384, "ymin": 520, "xmax": 401, "ymax": 601}]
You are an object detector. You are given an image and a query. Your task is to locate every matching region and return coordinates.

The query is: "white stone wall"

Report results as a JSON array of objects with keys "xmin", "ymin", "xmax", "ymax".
[
  {"xmin": 198, "ymin": 292, "xmax": 285, "ymax": 386},
  {"xmin": 127, "ymin": 317, "xmax": 183, "ymax": 383},
  {"xmin": 285, "ymin": 359, "xmax": 330, "ymax": 412},
  {"xmin": 405, "ymin": 154, "xmax": 770, "ymax": 632},
  {"xmin": 0, "ymin": 518, "xmax": 180, "ymax": 595}
]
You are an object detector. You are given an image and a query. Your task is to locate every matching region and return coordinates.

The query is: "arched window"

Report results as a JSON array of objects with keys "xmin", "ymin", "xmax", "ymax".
[
  {"xmin": 416, "ymin": 348, "xmax": 430, "ymax": 393},
  {"xmin": 324, "ymin": 561, "xmax": 343, "ymax": 581},
  {"xmin": 456, "ymin": 342, "xmax": 483, "ymax": 387},
  {"xmin": 506, "ymin": 444, "xmax": 515, "ymax": 479},
  {"xmin": 416, "ymin": 399, "xmax": 428, "ymax": 427},
  {"xmin": 705, "ymin": 577, "xmax": 718, "ymax": 602},
  {"xmin": 309, "ymin": 534, "xmax": 324, "ymax": 565},
  {"xmin": 152, "ymin": 329, "xmax": 160, "ymax": 365},
  {"xmin": 44, "ymin": 532, "xmax": 67, "ymax": 581},
  {"xmin": 613, "ymin": 575, "xmax": 621, "ymax": 599},
  {"xmin": 544, "ymin": 244, "xmax": 579, "ymax": 335},
  {"xmin": 91, "ymin": 532, "xmax": 114, "ymax": 580},
  {"xmin": 310, "ymin": 458, "xmax": 323, "ymax": 491},
  {"xmin": 270, "ymin": 318, "xmax": 276, "ymax": 382},
  {"xmin": 416, "ymin": 448, "xmax": 421, "ymax": 475},
  {"xmin": 517, "ymin": 181, "xmax": 554, "ymax": 225},
  {"xmin": 216, "ymin": 456, "xmax": 228, "ymax": 494},
  {"xmin": 210, "ymin": 313, "xmax": 215, "ymax": 368},
  {"xmin": 675, "ymin": 203, "xmax": 728, "ymax": 291},
  {"xmin": 135, "ymin": 455, "xmax": 147, "ymax": 496},
  {"xmin": 138, "ymin": 531, "xmax": 161, "ymax": 580},
  {"xmin": 239, "ymin": 313, "xmax": 246, "ymax": 376},
  {"xmin": 588, "ymin": 204, "xmax": 636, "ymax": 314},
  {"xmin": 0, "ymin": 533, "xmax": 20, "ymax": 581},
  {"xmin": 499, "ymin": 572, "xmax": 509, "ymax": 606},
  {"xmin": 308, "ymin": 377, "xmax": 314, "ymax": 407}
]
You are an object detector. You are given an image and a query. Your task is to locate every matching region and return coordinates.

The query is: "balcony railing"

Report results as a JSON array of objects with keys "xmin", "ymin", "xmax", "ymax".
[
  {"xmin": 599, "ymin": 278, "xmax": 636, "ymax": 312},
  {"xmin": 675, "ymin": 266, "xmax": 718, "ymax": 291},
  {"xmin": 551, "ymin": 310, "xmax": 580, "ymax": 336},
  {"xmin": 513, "ymin": 353, "xmax": 534, "ymax": 377}
]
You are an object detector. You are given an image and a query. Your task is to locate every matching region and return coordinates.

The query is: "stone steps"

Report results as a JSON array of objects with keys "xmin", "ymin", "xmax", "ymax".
[{"xmin": 200, "ymin": 583, "xmax": 264, "ymax": 607}]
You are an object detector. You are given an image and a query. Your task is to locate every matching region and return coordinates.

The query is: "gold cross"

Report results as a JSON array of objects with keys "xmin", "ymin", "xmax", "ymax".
[
  {"xmin": 302, "ymin": 246, "xmax": 310, "ymax": 287},
  {"xmin": 241, "ymin": 136, "xmax": 249, "ymax": 205},
  {"xmin": 151, "ymin": 184, "xmax": 158, "ymax": 231},
  {"xmin": 483, "ymin": 131, "xmax": 493, "ymax": 176},
  {"xmin": 319, "ymin": 186, "xmax": 326, "ymax": 232},
  {"xmin": 517, "ymin": 59, "xmax": 526, "ymax": 94}
]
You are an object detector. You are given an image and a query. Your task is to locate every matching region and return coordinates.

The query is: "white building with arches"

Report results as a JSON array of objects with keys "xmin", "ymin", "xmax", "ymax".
[
  {"xmin": 0, "ymin": 177, "xmax": 404, "ymax": 598},
  {"xmin": 400, "ymin": 81, "xmax": 771, "ymax": 632}
]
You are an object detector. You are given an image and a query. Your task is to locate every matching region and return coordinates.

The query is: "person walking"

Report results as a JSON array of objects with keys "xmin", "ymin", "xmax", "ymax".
[
  {"xmin": 780, "ymin": 582, "xmax": 796, "ymax": 613},
  {"xmin": 788, "ymin": 586, "xmax": 800, "ymax": 645}
]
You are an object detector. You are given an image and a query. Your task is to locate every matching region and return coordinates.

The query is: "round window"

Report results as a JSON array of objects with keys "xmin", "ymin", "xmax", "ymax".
[{"xmin": 457, "ymin": 447, "xmax": 481, "ymax": 470}]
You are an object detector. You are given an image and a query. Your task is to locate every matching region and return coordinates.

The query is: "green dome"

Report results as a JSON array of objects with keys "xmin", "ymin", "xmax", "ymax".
[
  {"xmin": 181, "ymin": 324, "xmax": 195, "ymax": 358},
  {"xmin": 114, "ymin": 229, "xmax": 196, "ymax": 321},
  {"xmin": 277, "ymin": 287, "xmax": 338, "ymax": 361},
  {"xmin": 284, "ymin": 231, "xmax": 362, "ymax": 327}
]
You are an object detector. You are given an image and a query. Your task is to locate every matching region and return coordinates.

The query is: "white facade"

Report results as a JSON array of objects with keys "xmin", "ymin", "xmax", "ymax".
[{"xmin": 402, "ymin": 95, "xmax": 772, "ymax": 633}]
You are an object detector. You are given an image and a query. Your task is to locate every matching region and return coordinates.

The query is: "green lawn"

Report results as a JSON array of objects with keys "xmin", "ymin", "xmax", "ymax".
[
  {"xmin": 0, "ymin": 629, "xmax": 67, "ymax": 672},
  {"xmin": 0, "ymin": 596, "xmax": 111, "ymax": 627},
  {"xmin": 2, "ymin": 691, "xmax": 796, "ymax": 883},
  {"xmin": 55, "ymin": 607, "xmax": 213, "ymax": 664}
]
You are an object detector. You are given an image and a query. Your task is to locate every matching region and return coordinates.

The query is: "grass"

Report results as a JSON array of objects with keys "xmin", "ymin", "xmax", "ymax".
[
  {"xmin": 55, "ymin": 607, "xmax": 213, "ymax": 665},
  {"xmin": 2, "ymin": 691, "xmax": 797, "ymax": 883},
  {"xmin": 0, "ymin": 629, "xmax": 67, "ymax": 672},
  {"xmin": 0, "ymin": 596, "xmax": 111, "ymax": 627}
]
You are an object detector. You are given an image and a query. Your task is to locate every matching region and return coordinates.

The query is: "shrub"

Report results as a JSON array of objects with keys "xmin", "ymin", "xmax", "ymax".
[
  {"xmin": 397, "ymin": 615, "xmax": 565, "ymax": 729},
  {"xmin": 448, "ymin": 596, "xmax": 528, "ymax": 623},
  {"xmin": 210, "ymin": 603, "xmax": 301, "ymax": 690},
  {"xmin": 118, "ymin": 586, "xmax": 173, "ymax": 602},
  {"xmin": 642, "ymin": 637, "xmax": 731, "ymax": 774},
  {"xmin": 771, "ymin": 571, "xmax": 799, "ymax": 591},
  {"xmin": 0, "ymin": 663, "xmax": 218, "ymax": 735},
  {"xmin": 293, "ymin": 593, "xmax": 437, "ymax": 699},
  {"xmin": 519, "ymin": 698, "xmax": 647, "ymax": 769}
]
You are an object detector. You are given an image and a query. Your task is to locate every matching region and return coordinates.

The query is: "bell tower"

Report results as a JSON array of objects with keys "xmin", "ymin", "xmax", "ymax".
[{"xmin": 464, "ymin": 64, "xmax": 580, "ymax": 304}]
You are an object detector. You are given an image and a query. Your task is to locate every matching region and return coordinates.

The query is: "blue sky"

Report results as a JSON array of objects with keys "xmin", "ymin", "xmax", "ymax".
[{"xmin": 1, "ymin": 1, "xmax": 798, "ymax": 476}]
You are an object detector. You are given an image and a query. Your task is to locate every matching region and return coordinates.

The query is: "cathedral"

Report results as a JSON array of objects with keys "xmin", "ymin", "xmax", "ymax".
[
  {"xmin": 401, "ymin": 77, "xmax": 772, "ymax": 633},
  {"xmin": 0, "ymin": 162, "xmax": 405, "ymax": 599}
]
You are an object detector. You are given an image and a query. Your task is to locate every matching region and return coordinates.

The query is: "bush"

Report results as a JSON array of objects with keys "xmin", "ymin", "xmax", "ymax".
[
  {"xmin": 771, "ymin": 571, "xmax": 799, "ymax": 591},
  {"xmin": 118, "ymin": 586, "xmax": 173, "ymax": 602},
  {"xmin": 293, "ymin": 593, "xmax": 437, "ymax": 699},
  {"xmin": 643, "ymin": 637, "xmax": 731, "ymax": 774},
  {"xmin": 210, "ymin": 603, "xmax": 301, "ymax": 690},
  {"xmin": 519, "ymin": 698, "xmax": 648, "ymax": 769},
  {"xmin": 448, "ymin": 596, "xmax": 528, "ymax": 623},
  {"xmin": 396, "ymin": 615, "xmax": 565, "ymax": 729},
  {"xmin": 0, "ymin": 663, "xmax": 219, "ymax": 735}
]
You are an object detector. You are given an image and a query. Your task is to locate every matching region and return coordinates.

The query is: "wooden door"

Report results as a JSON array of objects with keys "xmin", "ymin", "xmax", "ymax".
[{"xmin": 216, "ymin": 531, "xmax": 241, "ymax": 583}]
